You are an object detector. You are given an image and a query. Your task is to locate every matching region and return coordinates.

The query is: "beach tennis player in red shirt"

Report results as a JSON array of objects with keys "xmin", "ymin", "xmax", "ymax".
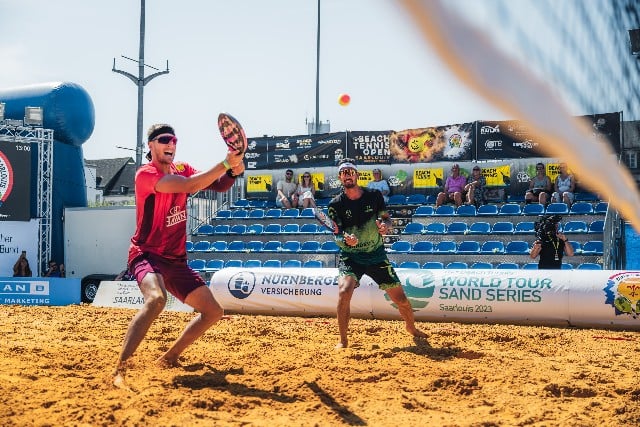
[{"xmin": 113, "ymin": 122, "xmax": 245, "ymax": 389}]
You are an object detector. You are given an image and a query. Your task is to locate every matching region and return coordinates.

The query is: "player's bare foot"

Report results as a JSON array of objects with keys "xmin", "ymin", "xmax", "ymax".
[
  {"xmin": 335, "ymin": 341, "xmax": 348, "ymax": 349},
  {"xmin": 156, "ymin": 356, "xmax": 181, "ymax": 368},
  {"xmin": 112, "ymin": 371, "xmax": 132, "ymax": 391},
  {"xmin": 407, "ymin": 327, "xmax": 428, "ymax": 339}
]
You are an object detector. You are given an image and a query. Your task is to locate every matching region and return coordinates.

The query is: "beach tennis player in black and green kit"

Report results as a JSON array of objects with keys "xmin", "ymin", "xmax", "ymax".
[{"xmin": 328, "ymin": 159, "xmax": 427, "ymax": 348}]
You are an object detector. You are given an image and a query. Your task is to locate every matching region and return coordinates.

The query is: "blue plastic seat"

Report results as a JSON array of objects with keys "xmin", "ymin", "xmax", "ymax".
[
  {"xmin": 243, "ymin": 259, "xmax": 262, "ymax": 268},
  {"xmin": 300, "ymin": 208, "xmax": 315, "ymax": 218},
  {"xmin": 411, "ymin": 241, "xmax": 434, "ymax": 253},
  {"xmin": 282, "ymin": 223, "xmax": 300, "ymax": 234},
  {"xmin": 264, "ymin": 224, "xmax": 282, "ymax": 234},
  {"xmin": 231, "ymin": 209, "xmax": 249, "ymax": 219},
  {"xmin": 402, "ymin": 222, "xmax": 424, "ymax": 235},
  {"xmin": 226, "ymin": 240, "xmax": 246, "ymax": 252},
  {"xmin": 282, "ymin": 208, "xmax": 300, "ymax": 219},
  {"xmin": 300, "ymin": 223, "xmax": 318, "ymax": 234},
  {"xmin": 468, "ymin": 222, "xmax": 491, "ymax": 234},
  {"xmin": 232, "ymin": 199, "xmax": 250, "ymax": 208},
  {"xmin": 245, "ymin": 240, "xmax": 264, "ymax": 252},
  {"xmin": 283, "ymin": 259, "xmax": 302, "ymax": 268},
  {"xmin": 188, "ymin": 259, "xmax": 206, "ymax": 271},
  {"xmin": 582, "ymin": 240, "xmax": 603, "ymax": 255},
  {"xmin": 434, "ymin": 205, "xmax": 456, "ymax": 216},
  {"xmin": 225, "ymin": 259, "xmax": 243, "ymax": 268},
  {"xmin": 446, "ymin": 222, "xmax": 468, "ymax": 235},
  {"xmin": 265, "ymin": 209, "xmax": 282, "ymax": 219},
  {"xmin": 282, "ymin": 240, "xmax": 301, "ymax": 252},
  {"xmin": 477, "ymin": 205, "xmax": 499, "ymax": 216},
  {"xmin": 446, "ymin": 262, "xmax": 468, "ymax": 269},
  {"xmin": 514, "ymin": 221, "xmax": 535, "ymax": 234},
  {"xmin": 399, "ymin": 261, "xmax": 421, "ymax": 269},
  {"xmin": 214, "ymin": 224, "xmax": 231, "ymax": 235},
  {"xmin": 319, "ymin": 241, "xmax": 339, "ymax": 253},
  {"xmin": 588, "ymin": 220, "xmax": 604, "ymax": 234},
  {"xmin": 186, "ymin": 241, "xmax": 194, "ymax": 252},
  {"xmin": 413, "ymin": 206, "xmax": 434, "ymax": 217},
  {"xmin": 246, "ymin": 224, "xmax": 264, "ymax": 235},
  {"xmin": 567, "ymin": 240, "xmax": 582, "ymax": 253},
  {"xmin": 505, "ymin": 240, "xmax": 530, "ymax": 255},
  {"xmin": 204, "ymin": 259, "xmax": 224, "ymax": 272},
  {"xmin": 577, "ymin": 262, "xmax": 602, "ymax": 270},
  {"xmin": 498, "ymin": 203, "xmax": 521, "ymax": 215},
  {"xmin": 422, "ymin": 261, "xmax": 444, "ymax": 269},
  {"xmin": 561, "ymin": 263, "xmax": 574, "ymax": 270},
  {"xmin": 303, "ymin": 260, "xmax": 324, "ymax": 268},
  {"xmin": 248, "ymin": 199, "xmax": 267, "ymax": 208},
  {"xmin": 388, "ymin": 194, "xmax": 407, "ymax": 205},
  {"xmin": 300, "ymin": 241, "xmax": 321, "ymax": 252},
  {"xmin": 229, "ymin": 224, "xmax": 247, "ymax": 235},
  {"xmin": 481, "ymin": 240, "xmax": 505, "ymax": 254},
  {"xmin": 388, "ymin": 240, "xmax": 412, "ymax": 253},
  {"xmin": 456, "ymin": 204, "xmax": 477, "ymax": 216},
  {"xmin": 215, "ymin": 209, "xmax": 232, "ymax": 220},
  {"xmin": 248, "ymin": 209, "xmax": 265, "ymax": 219},
  {"xmin": 496, "ymin": 262, "xmax": 520, "ymax": 269},
  {"xmin": 545, "ymin": 203, "xmax": 569, "ymax": 215},
  {"xmin": 522, "ymin": 263, "xmax": 539, "ymax": 270},
  {"xmin": 263, "ymin": 259, "xmax": 282, "ymax": 268},
  {"xmin": 575, "ymin": 192, "xmax": 598, "ymax": 202},
  {"xmin": 434, "ymin": 241, "xmax": 457, "ymax": 253},
  {"xmin": 471, "ymin": 262, "xmax": 493, "ymax": 269},
  {"xmin": 424, "ymin": 222, "xmax": 446, "ymax": 234},
  {"xmin": 192, "ymin": 241, "xmax": 211, "ymax": 252},
  {"xmin": 457, "ymin": 241, "xmax": 481, "ymax": 254},
  {"xmin": 406, "ymin": 194, "xmax": 427, "ymax": 205},
  {"xmin": 563, "ymin": 220, "xmax": 588, "ymax": 233},
  {"xmin": 195, "ymin": 224, "xmax": 214, "ymax": 235},
  {"xmin": 491, "ymin": 221, "xmax": 515, "ymax": 234},
  {"xmin": 262, "ymin": 241, "xmax": 282, "ymax": 252},
  {"xmin": 210, "ymin": 240, "xmax": 228, "ymax": 252},
  {"xmin": 594, "ymin": 202, "xmax": 608, "ymax": 214},
  {"xmin": 569, "ymin": 202, "xmax": 593, "ymax": 215},
  {"xmin": 522, "ymin": 204, "xmax": 544, "ymax": 216}
]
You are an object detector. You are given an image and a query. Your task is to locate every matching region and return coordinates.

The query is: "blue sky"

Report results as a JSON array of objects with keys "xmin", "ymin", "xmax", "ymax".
[{"xmin": 0, "ymin": 0, "xmax": 510, "ymax": 170}]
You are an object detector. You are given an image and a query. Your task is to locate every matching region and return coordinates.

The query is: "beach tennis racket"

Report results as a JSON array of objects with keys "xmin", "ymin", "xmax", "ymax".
[
  {"xmin": 313, "ymin": 208, "xmax": 339, "ymax": 235},
  {"xmin": 218, "ymin": 112, "xmax": 248, "ymax": 154}
]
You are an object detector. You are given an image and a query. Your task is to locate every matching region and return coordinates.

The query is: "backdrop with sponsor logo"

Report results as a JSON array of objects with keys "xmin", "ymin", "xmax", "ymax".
[{"xmin": 243, "ymin": 113, "xmax": 619, "ymax": 200}]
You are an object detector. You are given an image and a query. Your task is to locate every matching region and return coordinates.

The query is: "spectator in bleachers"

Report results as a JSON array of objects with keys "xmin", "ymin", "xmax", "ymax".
[
  {"xmin": 276, "ymin": 169, "xmax": 298, "ymax": 208},
  {"xmin": 328, "ymin": 158, "xmax": 426, "ymax": 349},
  {"xmin": 464, "ymin": 165, "xmax": 486, "ymax": 207},
  {"xmin": 551, "ymin": 162, "xmax": 575, "ymax": 206},
  {"xmin": 44, "ymin": 259, "xmax": 64, "ymax": 277},
  {"xmin": 367, "ymin": 168, "xmax": 390, "ymax": 203},
  {"xmin": 525, "ymin": 162, "xmax": 552, "ymax": 205},
  {"xmin": 13, "ymin": 251, "xmax": 32, "ymax": 277},
  {"xmin": 436, "ymin": 163, "xmax": 465, "ymax": 208},
  {"xmin": 113, "ymin": 122, "xmax": 245, "ymax": 390},
  {"xmin": 295, "ymin": 171, "xmax": 317, "ymax": 208}
]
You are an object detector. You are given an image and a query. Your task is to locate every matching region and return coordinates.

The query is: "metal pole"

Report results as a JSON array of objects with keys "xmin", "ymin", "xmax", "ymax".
[
  {"xmin": 315, "ymin": 0, "xmax": 321, "ymax": 134},
  {"xmin": 113, "ymin": 0, "xmax": 169, "ymax": 169}
]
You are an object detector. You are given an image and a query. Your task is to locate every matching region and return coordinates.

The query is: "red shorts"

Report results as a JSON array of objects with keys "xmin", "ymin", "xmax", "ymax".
[{"xmin": 129, "ymin": 253, "xmax": 206, "ymax": 303}]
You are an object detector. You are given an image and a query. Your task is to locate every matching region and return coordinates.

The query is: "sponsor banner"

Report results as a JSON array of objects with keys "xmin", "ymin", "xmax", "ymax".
[
  {"xmin": 92, "ymin": 281, "xmax": 193, "ymax": 312},
  {"xmin": 347, "ymin": 131, "xmax": 393, "ymax": 164},
  {"xmin": 412, "ymin": 167, "xmax": 445, "ymax": 189},
  {"xmin": 246, "ymin": 174, "xmax": 273, "ymax": 195},
  {"xmin": 211, "ymin": 268, "xmax": 640, "ymax": 330},
  {"xmin": 0, "ymin": 141, "xmax": 31, "ymax": 221},
  {"xmin": 480, "ymin": 164, "xmax": 511, "ymax": 187},
  {"xmin": 244, "ymin": 136, "xmax": 271, "ymax": 170},
  {"xmin": 477, "ymin": 113, "xmax": 621, "ymax": 159},
  {"xmin": 0, "ymin": 220, "xmax": 38, "ymax": 276},
  {"xmin": 388, "ymin": 123, "xmax": 473, "ymax": 164},
  {"xmin": 260, "ymin": 132, "xmax": 346, "ymax": 169},
  {"xmin": 0, "ymin": 277, "xmax": 80, "ymax": 305}
]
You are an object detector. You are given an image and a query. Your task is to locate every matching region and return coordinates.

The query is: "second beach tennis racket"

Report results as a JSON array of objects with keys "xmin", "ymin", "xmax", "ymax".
[{"xmin": 218, "ymin": 112, "xmax": 248, "ymax": 154}]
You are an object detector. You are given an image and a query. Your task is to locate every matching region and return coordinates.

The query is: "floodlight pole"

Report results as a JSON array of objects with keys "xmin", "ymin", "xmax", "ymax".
[
  {"xmin": 314, "ymin": 0, "xmax": 321, "ymax": 134},
  {"xmin": 112, "ymin": 0, "xmax": 169, "ymax": 169}
]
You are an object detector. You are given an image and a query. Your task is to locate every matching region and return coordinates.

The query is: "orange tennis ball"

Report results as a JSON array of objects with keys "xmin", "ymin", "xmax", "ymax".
[{"xmin": 338, "ymin": 93, "xmax": 351, "ymax": 106}]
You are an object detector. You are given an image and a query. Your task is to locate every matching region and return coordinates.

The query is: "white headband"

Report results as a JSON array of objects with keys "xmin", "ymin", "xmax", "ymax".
[{"xmin": 338, "ymin": 162, "xmax": 358, "ymax": 173}]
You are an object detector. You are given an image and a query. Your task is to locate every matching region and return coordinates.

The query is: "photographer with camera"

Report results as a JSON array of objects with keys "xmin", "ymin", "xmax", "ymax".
[{"xmin": 529, "ymin": 215, "xmax": 574, "ymax": 269}]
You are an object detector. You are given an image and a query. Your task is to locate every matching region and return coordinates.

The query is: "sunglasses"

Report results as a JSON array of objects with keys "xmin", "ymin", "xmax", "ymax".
[
  {"xmin": 340, "ymin": 169, "xmax": 356, "ymax": 176},
  {"xmin": 303, "ymin": 175, "xmax": 311, "ymax": 178},
  {"xmin": 286, "ymin": 172, "xmax": 293, "ymax": 176},
  {"xmin": 152, "ymin": 134, "xmax": 178, "ymax": 145}
]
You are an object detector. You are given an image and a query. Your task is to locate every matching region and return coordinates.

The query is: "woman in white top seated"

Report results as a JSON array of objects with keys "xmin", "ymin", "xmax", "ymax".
[
  {"xmin": 296, "ymin": 172, "xmax": 316, "ymax": 208},
  {"xmin": 551, "ymin": 162, "xmax": 575, "ymax": 206}
]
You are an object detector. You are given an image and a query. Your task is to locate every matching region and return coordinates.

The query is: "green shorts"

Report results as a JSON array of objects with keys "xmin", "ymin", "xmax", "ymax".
[{"xmin": 338, "ymin": 255, "xmax": 401, "ymax": 290}]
